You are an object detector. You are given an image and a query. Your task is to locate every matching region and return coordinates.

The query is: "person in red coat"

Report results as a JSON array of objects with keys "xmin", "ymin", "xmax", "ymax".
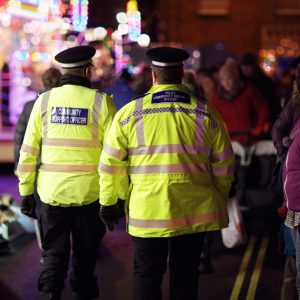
[{"xmin": 211, "ymin": 58, "xmax": 270, "ymax": 145}]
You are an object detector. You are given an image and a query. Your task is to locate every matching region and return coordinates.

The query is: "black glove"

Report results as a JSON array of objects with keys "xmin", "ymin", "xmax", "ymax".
[
  {"xmin": 20, "ymin": 194, "xmax": 37, "ymax": 219},
  {"xmin": 99, "ymin": 204, "xmax": 118, "ymax": 231}
]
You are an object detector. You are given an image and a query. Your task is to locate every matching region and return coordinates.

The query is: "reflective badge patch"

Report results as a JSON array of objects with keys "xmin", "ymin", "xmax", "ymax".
[
  {"xmin": 152, "ymin": 90, "xmax": 191, "ymax": 104},
  {"xmin": 51, "ymin": 107, "xmax": 88, "ymax": 125}
]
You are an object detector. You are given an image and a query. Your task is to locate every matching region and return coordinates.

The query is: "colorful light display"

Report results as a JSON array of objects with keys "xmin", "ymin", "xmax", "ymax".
[
  {"xmin": 71, "ymin": 0, "xmax": 89, "ymax": 32},
  {"xmin": 126, "ymin": 0, "xmax": 141, "ymax": 42},
  {"xmin": 6, "ymin": 0, "xmax": 61, "ymax": 20}
]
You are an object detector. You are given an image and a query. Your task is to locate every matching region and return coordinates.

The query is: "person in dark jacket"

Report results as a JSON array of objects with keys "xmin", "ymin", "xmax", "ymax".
[
  {"xmin": 240, "ymin": 52, "xmax": 281, "ymax": 126},
  {"xmin": 280, "ymin": 56, "xmax": 300, "ymax": 108},
  {"xmin": 102, "ymin": 68, "xmax": 138, "ymax": 110},
  {"xmin": 272, "ymin": 64, "xmax": 300, "ymax": 158},
  {"xmin": 14, "ymin": 67, "xmax": 61, "ymax": 253},
  {"xmin": 14, "ymin": 67, "xmax": 62, "ymax": 169}
]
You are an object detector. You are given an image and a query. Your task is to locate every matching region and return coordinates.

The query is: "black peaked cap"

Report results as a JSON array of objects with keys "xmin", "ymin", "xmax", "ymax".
[
  {"xmin": 146, "ymin": 47, "xmax": 189, "ymax": 67},
  {"xmin": 55, "ymin": 45, "xmax": 96, "ymax": 69}
]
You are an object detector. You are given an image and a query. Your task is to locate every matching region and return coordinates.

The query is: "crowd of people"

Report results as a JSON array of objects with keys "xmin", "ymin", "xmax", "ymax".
[{"xmin": 11, "ymin": 42, "xmax": 300, "ymax": 300}]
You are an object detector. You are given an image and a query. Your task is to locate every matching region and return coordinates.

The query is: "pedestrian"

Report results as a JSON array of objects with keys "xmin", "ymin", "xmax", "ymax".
[
  {"xmin": 211, "ymin": 57, "xmax": 271, "ymax": 146},
  {"xmin": 281, "ymin": 117, "xmax": 300, "ymax": 300},
  {"xmin": 14, "ymin": 67, "xmax": 62, "ymax": 168},
  {"xmin": 240, "ymin": 52, "xmax": 281, "ymax": 126},
  {"xmin": 99, "ymin": 46, "xmax": 235, "ymax": 300},
  {"xmin": 195, "ymin": 68, "xmax": 217, "ymax": 101},
  {"xmin": 272, "ymin": 63, "xmax": 300, "ymax": 159},
  {"xmin": 102, "ymin": 67, "xmax": 138, "ymax": 110},
  {"xmin": 16, "ymin": 45, "xmax": 124, "ymax": 300},
  {"xmin": 278, "ymin": 56, "xmax": 300, "ymax": 108},
  {"xmin": 14, "ymin": 67, "xmax": 62, "ymax": 255}
]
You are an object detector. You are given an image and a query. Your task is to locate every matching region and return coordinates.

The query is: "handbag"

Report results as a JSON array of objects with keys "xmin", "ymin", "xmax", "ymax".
[
  {"xmin": 221, "ymin": 197, "xmax": 247, "ymax": 248},
  {"xmin": 270, "ymin": 158, "xmax": 284, "ymax": 197}
]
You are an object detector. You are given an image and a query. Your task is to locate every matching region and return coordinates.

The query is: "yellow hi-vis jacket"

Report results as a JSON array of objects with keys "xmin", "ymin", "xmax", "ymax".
[
  {"xmin": 99, "ymin": 84, "xmax": 235, "ymax": 238},
  {"xmin": 17, "ymin": 85, "xmax": 128, "ymax": 206}
]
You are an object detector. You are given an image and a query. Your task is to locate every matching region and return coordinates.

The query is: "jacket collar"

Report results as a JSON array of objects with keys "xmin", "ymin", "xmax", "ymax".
[
  {"xmin": 148, "ymin": 84, "xmax": 190, "ymax": 94},
  {"xmin": 59, "ymin": 74, "xmax": 91, "ymax": 88}
]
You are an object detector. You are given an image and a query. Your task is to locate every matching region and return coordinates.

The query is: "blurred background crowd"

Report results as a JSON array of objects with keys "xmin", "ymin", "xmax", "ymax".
[{"xmin": 0, "ymin": 0, "xmax": 299, "ymax": 130}]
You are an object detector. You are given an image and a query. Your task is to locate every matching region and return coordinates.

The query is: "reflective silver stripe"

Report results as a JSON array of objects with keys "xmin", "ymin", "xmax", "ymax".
[
  {"xmin": 41, "ymin": 91, "xmax": 51, "ymax": 138},
  {"xmin": 129, "ymin": 163, "xmax": 208, "ymax": 174},
  {"xmin": 152, "ymin": 60, "xmax": 182, "ymax": 67},
  {"xmin": 42, "ymin": 138, "xmax": 98, "ymax": 147},
  {"xmin": 195, "ymin": 101, "xmax": 205, "ymax": 146},
  {"xmin": 98, "ymin": 162, "xmax": 126, "ymax": 174},
  {"xmin": 134, "ymin": 98, "xmax": 145, "ymax": 146},
  {"xmin": 40, "ymin": 164, "xmax": 97, "ymax": 172},
  {"xmin": 21, "ymin": 144, "xmax": 40, "ymax": 156},
  {"xmin": 17, "ymin": 163, "xmax": 37, "ymax": 172},
  {"xmin": 60, "ymin": 59, "xmax": 92, "ymax": 69},
  {"xmin": 103, "ymin": 143, "xmax": 127, "ymax": 160},
  {"xmin": 211, "ymin": 147, "xmax": 235, "ymax": 162},
  {"xmin": 128, "ymin": 144, "xmax": 210, "ymax": 156},
  {"xmin": 91, "ymin": 92, "xmax": 102, "ymax": 141},
  {"xmin": 129, "ymin": 209, "xmax": 227, "ymax": 229},
  {"xmin": 212, "ymin": 165, "xmax": 234, "ymax": 175}
]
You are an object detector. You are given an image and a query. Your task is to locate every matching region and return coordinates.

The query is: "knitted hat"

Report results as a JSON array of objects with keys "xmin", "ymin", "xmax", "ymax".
[{"xmin": 219, "ymin": 58, "xmax": 239, "ymax": 81}]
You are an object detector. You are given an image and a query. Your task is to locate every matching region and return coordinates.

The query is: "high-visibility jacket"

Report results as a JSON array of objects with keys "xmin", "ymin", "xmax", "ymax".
[
  {"xmin": 17, "ymin": 84, "xmax": 127, "ymax": 206},
  {"xmin": 99, "ymin": 84, "xmax": 235, "ymax": 238}
]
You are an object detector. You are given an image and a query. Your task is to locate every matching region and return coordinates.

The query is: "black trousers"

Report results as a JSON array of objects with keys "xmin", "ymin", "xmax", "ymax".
[
  {"xmin": 132, "ymin": 232, "xmax": 206, "ymax": 300},
  {"xmin": 38, "ymin": 201, "xmax": 106, "ymax": 298}
]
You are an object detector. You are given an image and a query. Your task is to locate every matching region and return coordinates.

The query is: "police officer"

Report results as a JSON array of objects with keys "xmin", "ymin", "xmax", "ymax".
[
  {"xmin": 17, "ymin": 45, "xmax": 125, "ymax": 300},
  {"xmin": 99, "ymin": 47, "xmax": 235, "ymax": 300}
]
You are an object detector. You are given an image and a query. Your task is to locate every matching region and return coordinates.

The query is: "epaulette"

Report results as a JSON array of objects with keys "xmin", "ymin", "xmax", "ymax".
[
  {"xmin": 93, "ymin": 89, "xmax": 112, "ymax": 97},
  {"xmin": 102, "ymin": 91, "xmax": 113, "ymax": 97},
  {"xmin": 132, "ymin": 93, "xmax": 149, "ymax": 101},
  {"xmin": 37, "ymin": 88, "xmax": 52, "ymax": 97},
  {"xmin": 195, "ymin": 95, "xmax": 208, "ymax": 104}
]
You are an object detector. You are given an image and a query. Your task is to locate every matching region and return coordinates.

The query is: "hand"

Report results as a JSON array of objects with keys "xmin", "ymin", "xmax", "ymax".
[
  {"xmin": 99, "ymin": 204, "xmax": 118, "ymax": 231},
  {"xmin": 20, "ymin": 194, "xmax": 37, "ymax": 219},
  {"xmin": 282, "ymin": 136, "xmax": 292, "ymax": 148}
]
